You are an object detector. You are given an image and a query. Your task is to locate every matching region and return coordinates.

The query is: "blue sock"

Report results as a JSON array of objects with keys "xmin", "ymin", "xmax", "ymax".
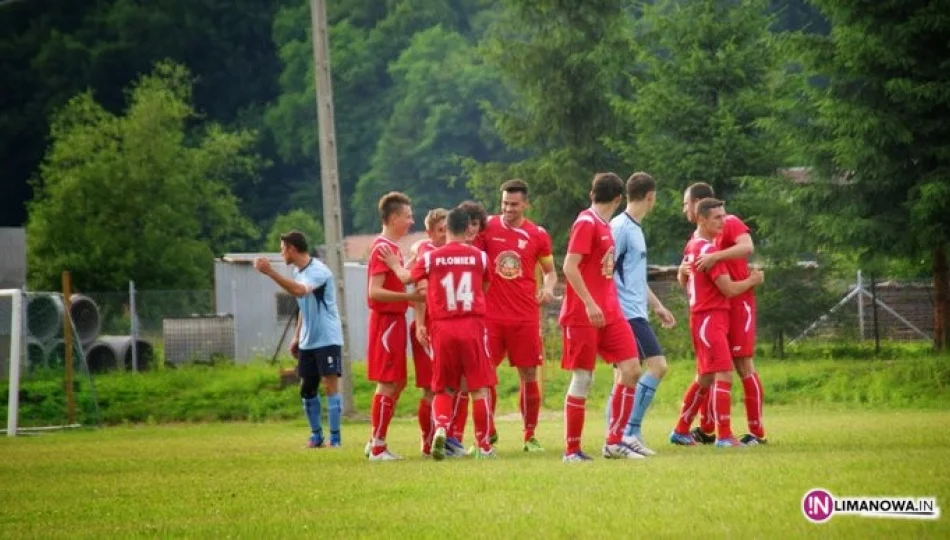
[
  {"xmin": 625, "ymin": 373, "xmax": 661, "ymax": 438},
  {"xmin": 327, "ymin": 393, "xmax": 342, "ymax": 443},
  {"xmin": 302, "ymin": 396, "xmax": 323, "ymax": 439}
]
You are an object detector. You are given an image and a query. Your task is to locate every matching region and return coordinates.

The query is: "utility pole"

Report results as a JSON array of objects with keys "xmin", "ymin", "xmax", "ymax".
[{"xmin": 309, "ymin": 0, "xmax": 354, "ymax": 415}]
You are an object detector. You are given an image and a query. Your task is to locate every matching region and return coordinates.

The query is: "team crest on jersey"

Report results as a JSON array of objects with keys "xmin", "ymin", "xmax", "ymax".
[
  {"xmin": 517, "ymin": 239, "xmax": 528, "ymax": 250},
  {"xmin": 495, "ymin": 250, "xmax": 523, "ymax": 279},
  {"xmin": 601, "ymin": 247, "xmax": 615, "ymax": 277}
]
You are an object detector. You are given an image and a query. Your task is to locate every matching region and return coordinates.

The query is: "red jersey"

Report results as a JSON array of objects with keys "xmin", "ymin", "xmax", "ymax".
[
  {"xmin": 717, "ymin": 214, "xmax": 752, "ymax": 289},
  {"xmin": 480, "ymin": 215, "xmax": 553, "ymax": 323},
  {"xmin": 415, "ymin": 239, "xmax": 437, "ymax": 258},
  {"xmin": 411, "ymin": 242, "xmax": 489, "ymax": 321},
  {"xmin": 367, "ymin": 236, "xmax": 408, "ymax": 314},
  {"xmin": 558, "ymin": 209, "xmax": 624, "ymax": 327},
  {"xmin": 683, "ymin": 237, "xmax": 730, "ymax": 313}
]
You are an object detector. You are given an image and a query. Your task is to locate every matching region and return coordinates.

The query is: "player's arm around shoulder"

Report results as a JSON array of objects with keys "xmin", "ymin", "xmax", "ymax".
[
  {"xmin": 696, "ymin": 231, "xmax": 754, "ymax": 271},
  {"xmin": 713, "ymin": 266, "xmax": 765, "ymax": 298}
]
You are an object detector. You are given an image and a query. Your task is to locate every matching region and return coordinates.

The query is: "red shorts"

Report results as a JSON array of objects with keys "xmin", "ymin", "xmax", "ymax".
[
  {"xmin": 429, "ymin": 318, "xmax": 495, "ymax": 393},
  {"xmin": 409, "ymin": 320, "xmax": 433, "ymax": 389},
  {"xmin": 691, "ymin": 310, "xmax": 732, "ymax": 375},
  {"xmin": 367, "ymin": 311, "xmax": 407, "ymax": 383},
  {"xmin": 729, "ymin": 295, "xmax": 756, "ymax": 358},
  {"xmin": 560, "ymin": 320, "xmax": 638, "ymax": 372},
  {"xmin": 486, "ymin": 319, "xmax": 543, "ymax": 368}
]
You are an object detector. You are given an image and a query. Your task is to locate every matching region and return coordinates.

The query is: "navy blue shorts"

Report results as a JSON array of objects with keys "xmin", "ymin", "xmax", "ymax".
[
  {"xmin": 627, "ymin": 318, "xmax": 663, "ymax": 360},
  {"xmin": 298, "ymin": 345, "xmax": 343, "ymax": 379}
]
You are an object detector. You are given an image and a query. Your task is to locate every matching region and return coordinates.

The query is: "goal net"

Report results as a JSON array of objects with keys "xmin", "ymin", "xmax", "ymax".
[{"xmin": 0, "ymin": 289, "xmax": 101, "ymax": 436}]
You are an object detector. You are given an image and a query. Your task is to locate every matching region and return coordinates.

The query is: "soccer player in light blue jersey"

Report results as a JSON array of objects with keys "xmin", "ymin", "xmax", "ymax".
[
  {"xmin": 606, "ymin": 172, "xmax": 677, "ymax": 456},
  {"xmin": 255, "ymin": 231, "xmax": 345, "ymax": 448}
]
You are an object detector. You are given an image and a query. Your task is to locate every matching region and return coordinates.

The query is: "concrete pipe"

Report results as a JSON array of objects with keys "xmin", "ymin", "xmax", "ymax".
[
  {"xmin": 69, "ymin": 294, "xmax": 101, "ymax": 346},
  {"xmin": 26, "ymin": 338, "xmax": 46, "ymax": 371},
  {"xmin": 86, "ymin": 336, "xmax": 154, "ymax": 373},
  {"xmin": 27, "ymin": 294, "xmax": 63, "ymax": 341},
  {"xmin": 45, "ymin": 338, "xmax": 84, "ymax": 370},
  {"xmin": 84, "ymin": 340, "xmax": 119, "ymax": 373}
]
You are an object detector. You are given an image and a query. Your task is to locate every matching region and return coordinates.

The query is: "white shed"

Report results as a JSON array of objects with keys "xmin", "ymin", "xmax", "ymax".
[{"xmin": 213, "ymin": 254, "xmax": 377, "ymax": 363}]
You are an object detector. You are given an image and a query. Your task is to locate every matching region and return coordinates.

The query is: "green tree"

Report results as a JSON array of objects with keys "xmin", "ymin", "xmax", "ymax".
[
  {"xmin": 266, "ymin": 0, "xmax": 489, "ymax": 232},
  {"xmin": 27, "ymin": 62, "xmax": 259, "ymax": 292},
  {"xmin": 265, "ymin": 209, "xmax": 325, "ymax": 252},
  {"xmin": 610, "ymin": 0, "xmax": 786, "ymax": 262},
  {"xmin": 351, "ymin": 26, "xmax": 507, "ymax": 230},
  {"xmin": 466, "ymin": 0, "xmax": 635, "ymax": 246},
  {"xmin": 790, "ymin": 0, "xmax": 950, "ymax": 349},
  {"xmin": 0, "ymin": 0, "xmax": 288, "ymax": 229}
]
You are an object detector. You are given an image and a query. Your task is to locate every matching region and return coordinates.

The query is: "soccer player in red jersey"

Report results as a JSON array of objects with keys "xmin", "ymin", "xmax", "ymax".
[
  {"xmin": 411, "ymin": 207, "xmax": 498, "ymax": 460},
  {"xmin": 364, "ymin": 191, "xmax": 422, "ymax": 461},
  {"xmin": 406, "ymin": 208, "xmax": 448, "ymax": 456},
  {"xmin": 560, "ymin": 172, "xmax": 644, "ymax": 462},
  {"xmin": 437, "ymin": 200, "xmax": 489, "ymax": 456},
  {"xmin": 669, "ymin": 198, "xmax": 764, "ymax": 447},
  {"xmin": 479, "ymin": 179, "xmax": 557, "ymax": 452},
  {"xmin": 682, "ymin": 182, "xmax": 768, "ymax": 446}
]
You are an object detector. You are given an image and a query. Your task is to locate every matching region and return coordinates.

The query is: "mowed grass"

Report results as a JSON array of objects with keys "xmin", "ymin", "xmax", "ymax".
[{"xmin": 1, "ymin": 407, "xmax": 948, "ymax": 539}]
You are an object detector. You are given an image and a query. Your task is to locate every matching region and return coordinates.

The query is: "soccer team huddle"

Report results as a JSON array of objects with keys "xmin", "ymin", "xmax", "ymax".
[{"xmin": 256, "ymin": 171, "xmax": 769, "ymax": 463}]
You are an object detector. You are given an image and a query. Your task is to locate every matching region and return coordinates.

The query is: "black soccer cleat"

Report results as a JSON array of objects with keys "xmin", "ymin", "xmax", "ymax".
[{"xmin": 690, "ymin": 427, "xmax": 716, "ymax": 445}]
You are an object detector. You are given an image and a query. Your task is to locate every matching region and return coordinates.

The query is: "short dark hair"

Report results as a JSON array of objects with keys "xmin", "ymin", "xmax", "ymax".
[
  {"xmin": 626, "ymin": 172, "xmax": 656, "ymax": 201},
  {"xmin": 458, "ymin": 200, "xmax": 488, "ymax": 232},
  {"xmin": 446, "ymin": 207, "xmax": 471, "ymax": 235},
  {"xmin": 279, "ymin": 230, "xmax": 308, "ymax": 254},
  {"xmin": 500, "ymin": 178, "xmax": 529, "ymax": 198},
  {"xmin": 591, "ymin": 172, "xmax": 624, "ymax": 203},
  {"xmin": 687, "ymin": 182, "xmax": 715, "ymax": 201},
  {"xmin": 696, "ymin": 198, "xmax": 725, "ymax": 218},
  {"xmin": 378, "ymin": 191, "xmax": 411, "ymax": 224}
]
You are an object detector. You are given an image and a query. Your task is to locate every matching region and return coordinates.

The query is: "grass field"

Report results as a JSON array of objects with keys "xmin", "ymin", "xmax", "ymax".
[{"xmin": 1, "ymin": 406, "xmax": 948, "ymax": 538}]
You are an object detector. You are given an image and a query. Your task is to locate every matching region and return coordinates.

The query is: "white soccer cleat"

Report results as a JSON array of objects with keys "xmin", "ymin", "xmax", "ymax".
[
  {"xmin": 562, "ymin": 451, "xmax": 595, "ymax": 463},
  {"xmin": 474, "ymin": 447, "xmax": 497, "ymax": 460},
  {"xmin": 368, "ymin": 447, "xmax": 402, "ymax": 461},
  {"xmin": 364, "ymin": 441, "xmax": 372, "ymax": 458},
  {"xmin": 622, "ymin": 435, "xmax": 656, "ymax": 457},
  {"xmin": 602, "ymin": 442, "xmax": 646, "ymax": 460},
  {"xmin": 431, "ymin": 427, "xmax": 447, "ymax": 462}
]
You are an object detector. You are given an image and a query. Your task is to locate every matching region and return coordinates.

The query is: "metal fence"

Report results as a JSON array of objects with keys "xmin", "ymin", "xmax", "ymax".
[{"xmin": 1, "ymin": 268, "xmax": 935, "ymax": 375}]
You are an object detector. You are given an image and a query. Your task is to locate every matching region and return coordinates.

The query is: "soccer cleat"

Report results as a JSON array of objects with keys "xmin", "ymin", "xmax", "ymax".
[
  {"xmin": 431, "ymin": 427, "xmax": 447, "ymax": 462},
  {"xmin": 714, "ymin": 436, "xmax": 745, "ymax": 448},
  {"xmin": 563, "ymin": 451, "xmax": 595, "ymax": 463},
  {"xmin": 474, "ymin": 447, "xmax": 497, "ymax": 460},
  {"xmin": 739, "ymin": 433, "xmax": 768, "ymax": 446},
  {"xmin": 329, "ymin": 431, "xmax": 341, "ymax": 448},
  {"xmin": 363, "ymin": 441, "xmax": 372, "ymax": 457},
  {"xmin": 368, "ymin": 447, "xmax": 403, "ymax": 461},
  {"xmin": 522, "ymin": 437, "xmax": 545, "ymax": 452},
  {"xmin": 307, "ymin": 433, "xmax": 325, "ymax": 448},
  {"xmin": 444, "ymin": 437, "xmax": 466, "ymax": 458},
  {"xmin": 622, "ymin": 435, "xmax": 655, "ymax": 457},
  {"xmin": 669, "ymin": 431, "xmax": 697, "ymax": 446},
  {"xmin": 691, "ymin": 427, "xmax": 716, "ymax": 445},
  {"xmin": 602, "ymin": 442, "xmax": 646, "ymax": 460}
]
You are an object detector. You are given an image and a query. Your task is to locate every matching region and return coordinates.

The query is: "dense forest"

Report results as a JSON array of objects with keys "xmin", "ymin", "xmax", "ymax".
[{"xmin": 2, "ymin": 0, "xmax": 947, "ymax": 347}]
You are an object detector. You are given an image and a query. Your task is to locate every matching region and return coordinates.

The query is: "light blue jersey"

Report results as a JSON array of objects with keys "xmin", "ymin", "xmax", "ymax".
[
  {"xmin": 610, "ymin": 212, "xmax": 649, "ymax": 320},
  {"xmin": 294, "ymin": 258, "xmax": 344, "ymax": 349}
]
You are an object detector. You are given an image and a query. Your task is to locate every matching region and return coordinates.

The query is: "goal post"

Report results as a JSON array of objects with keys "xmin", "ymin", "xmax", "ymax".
[
  {"xmin": 1, "ymin": 288, "xmax": 100, "ymax": 436},
  {"xmin": 3, "ymin": 288, "xmax": 23, "ymax": 437}
]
